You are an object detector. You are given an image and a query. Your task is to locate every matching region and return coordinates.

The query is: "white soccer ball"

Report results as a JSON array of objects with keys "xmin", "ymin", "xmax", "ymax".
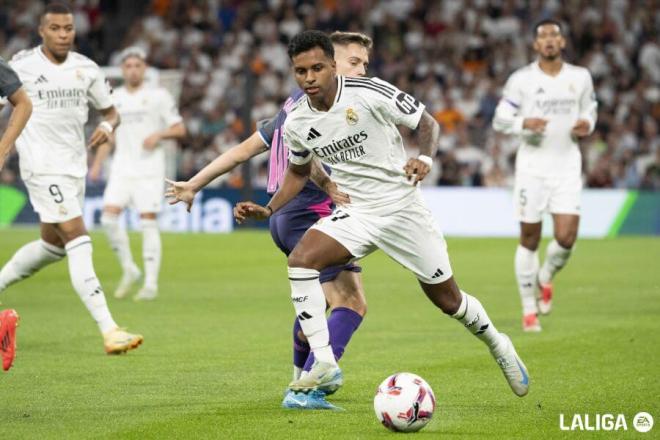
[{"xmin": 373, "ymin": 372, "xmax": 436, "ymax": 433}]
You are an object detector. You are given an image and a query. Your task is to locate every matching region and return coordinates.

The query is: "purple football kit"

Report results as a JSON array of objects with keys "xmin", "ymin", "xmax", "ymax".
[{"xmin": 257, "ymin": 89, "xmax": 363, "ymax": 371}]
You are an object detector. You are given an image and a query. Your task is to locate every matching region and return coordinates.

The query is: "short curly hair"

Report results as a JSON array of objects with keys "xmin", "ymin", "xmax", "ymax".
[{"xmin": 288, "ymin": 30, "xmax": 334, "ymax": 60}]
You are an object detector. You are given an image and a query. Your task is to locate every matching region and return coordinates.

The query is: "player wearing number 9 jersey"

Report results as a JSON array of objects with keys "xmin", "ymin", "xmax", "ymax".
[{"xmin": 0, "ymin": 2, "xmax": 142, "ymax": 354}]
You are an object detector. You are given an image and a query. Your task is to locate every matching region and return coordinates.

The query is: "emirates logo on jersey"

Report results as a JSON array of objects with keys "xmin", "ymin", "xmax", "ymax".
[
  {"xmin": 312, "ymin": 130, "xmax": 369, "ymax": 165},
  {"xmin": 37, "ymin": 87, "xmax": 86, "ymax": 109}
]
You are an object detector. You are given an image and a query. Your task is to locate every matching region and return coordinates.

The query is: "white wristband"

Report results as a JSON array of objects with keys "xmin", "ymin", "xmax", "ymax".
[
  {"xmin": 99, "ymin": 121, "xmax": 114, "ymax": 133},
  {"xmin": 417, "ymin": 154, "xmax": 433, "ymax": 168}
]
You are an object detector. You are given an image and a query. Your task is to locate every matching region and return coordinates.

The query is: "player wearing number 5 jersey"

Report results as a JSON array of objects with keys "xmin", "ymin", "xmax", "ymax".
[
  {"xmin": 493, "ymin": 19, "xmax": 597, "ymax": 332},
  {"xmin": 0, "ymin": 2, "xmax": 142, "ymax": 354},
  {"xmin": 235, "ymin": 30, "xmax": 530, "ymax": 400}
]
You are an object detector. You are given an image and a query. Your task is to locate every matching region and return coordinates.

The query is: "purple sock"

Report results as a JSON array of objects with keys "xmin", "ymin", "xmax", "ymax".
[
  {"xmin": 292, "ymin": 318, "xmax": 310, "ymax": 369},
  {"xmin": 303, "ymin": 307, "xmax": 363, "ymax": 371}
]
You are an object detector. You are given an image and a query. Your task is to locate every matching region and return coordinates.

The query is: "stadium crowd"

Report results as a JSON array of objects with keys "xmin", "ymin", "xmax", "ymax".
[{"xmin": 1, "ymin": 0, "xmax": 658, "ymax": 190}]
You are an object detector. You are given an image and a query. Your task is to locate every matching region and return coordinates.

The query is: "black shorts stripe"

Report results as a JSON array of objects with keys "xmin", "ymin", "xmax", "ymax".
[
  {"xmin": 345, "ymin": 83, "xmax": 393, "ymax": 99},
  {"xmin": 345, "ymin": 77, "xmax": 396, "ymax": 94},
  {"xmin": 288, "ymin": 276, "xmax": 320, "ymax": 281}
]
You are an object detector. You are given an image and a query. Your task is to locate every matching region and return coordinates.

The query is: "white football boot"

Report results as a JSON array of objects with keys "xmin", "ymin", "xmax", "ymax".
[{"xmin": 491, "ymin": 333, "xmax": 530, "ymax": 397}]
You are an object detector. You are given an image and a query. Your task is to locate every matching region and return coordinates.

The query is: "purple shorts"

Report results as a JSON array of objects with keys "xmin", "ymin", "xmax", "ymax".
[{"xmin": 269, "ymin": 197, "xmax": 361, "ymax": 284}]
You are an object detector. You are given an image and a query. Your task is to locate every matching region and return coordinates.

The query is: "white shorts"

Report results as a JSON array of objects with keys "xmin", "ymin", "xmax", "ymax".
[
  {"xmin": 104, "ymin": 176, "xmax": 164, "ymax": 213},
  {"xmin": 513, "ymin": 173, "xmax": 582, "ymax": 223},
  {"xmin": 311, "ymin": 199, "xmax": 453, "ymax": 284},
  {"xmin": 23, "ymin": 174, "xmax": 85, "ymax": 223}
]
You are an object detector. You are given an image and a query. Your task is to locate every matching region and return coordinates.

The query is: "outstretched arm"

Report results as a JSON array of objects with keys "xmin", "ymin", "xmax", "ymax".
[
  {"xmin": 0, "ymin": 88, "xmax": 32, "ymax": 171},
  {"xmin": 166, "ymin": 131, "xmax": 267, "ymax": 211},
  {"xmin": 233, "ymin": 161, "xmax": 311, "ymax": 223},
  {"xmin": 403, "ymin": 110, "xmax": 440, "ymax": 184}
]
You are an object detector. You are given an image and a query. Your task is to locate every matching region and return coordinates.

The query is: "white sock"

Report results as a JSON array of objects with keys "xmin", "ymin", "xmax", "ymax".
[
  {"xmin": 538, "ymin": 239, "xmax": 572, "ymax": 285},
  {"xmin": 293, "ymin": 365, "xmax": 303, "ymax": 381},
  {"xmin": 288, "ymin": 267, "xmax": 336, "ymax": 366},
  {"xmin": 0, "ymin": 240, "xmax": 65, "ymax": 291},
  {"xmin": 101, "ymin": 213, "xmax": 136, "ymax": 273},
  {"xmin": 452, "ymin": 291, "xmax": 504, "ymax": 354},
  {"xmin": 141, "ymin": 219, "xmax": 161, "ymax": 290},
  {"xmin": 65, "ymin": 236, "xmax": 118, "ymax": 334},
  {"xmin": 515, "ymin": 245, "xmax": 540, "ymax": 315}
]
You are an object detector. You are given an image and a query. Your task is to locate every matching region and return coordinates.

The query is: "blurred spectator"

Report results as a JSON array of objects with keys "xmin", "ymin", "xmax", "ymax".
[{"xmin": 0, "ymin": 0, "xmax": 657, "ymax": 192}]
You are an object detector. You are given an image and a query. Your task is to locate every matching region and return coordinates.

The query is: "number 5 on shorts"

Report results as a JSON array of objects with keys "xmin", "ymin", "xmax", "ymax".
[
  {"xmin": 49, "ymin": 184, "xmax": 64, "ymax": 204},
  {"xmin": 519, "ymin": 188, "xmax": 527, "ymax": 207}
]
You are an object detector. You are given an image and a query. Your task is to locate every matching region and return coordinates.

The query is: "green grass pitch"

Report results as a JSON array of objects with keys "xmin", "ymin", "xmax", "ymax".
[{"xmin": 0, "ymin": 229, "xmax": 658, "ymax": 439}]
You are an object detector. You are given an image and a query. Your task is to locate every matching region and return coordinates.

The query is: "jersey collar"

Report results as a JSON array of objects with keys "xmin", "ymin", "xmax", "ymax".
[
  {"xmin": 306, "ymin": 75, "xmax": 344, "ymax": 113},
  {"xmin": 534, "ymin": 59, "xmax": 565, "ymax": 78},
  {"xmin": 37, "ymin": 45, "xmax": 70, "ymax": 66}
]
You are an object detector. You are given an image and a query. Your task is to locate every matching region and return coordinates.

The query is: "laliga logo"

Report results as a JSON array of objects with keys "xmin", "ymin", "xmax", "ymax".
[{"xmin": 559, "ymin": 412, "xmax": 654, "ymax": 432}]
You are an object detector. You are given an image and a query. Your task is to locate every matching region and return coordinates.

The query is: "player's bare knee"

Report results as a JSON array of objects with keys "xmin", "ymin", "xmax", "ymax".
[
  {"xmin": 287, "ymin": 253, "xmax": 307, "ymax": 269},
  {"xmin": 520, "ymin": 234, "xmax": 540, "ymax": 251},
  {"xmin": 103, "ymin": 206, "xmax": 122, "ymax": 216},
  {"xmin": 440, "ymin": 290, "xmax": 462, "ymax": 315},
  {"xmin": 332, "ymin": 295, "xmax": 367, "ymax": 316},
  {"xmin": 555, "ymin": 233, "xmax": 576, "ymax": 249},
  {"xmin": 287, "ymin": 248, "xmax": 317, "ymax": 270},
  {"xmin": 55, "ymin": 218, "xmax": 88, "ymax": 244},
  {"xmin": 40, "ymin": 223, "xmax": 65, "ymax": 248},
  {"xmin": 420, "ymin": 279, "xmax": 461, "ymax": 315}
]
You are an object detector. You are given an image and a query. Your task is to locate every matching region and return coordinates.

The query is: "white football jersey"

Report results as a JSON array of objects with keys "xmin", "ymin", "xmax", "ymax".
[
  {"xmin": 284, "ymin": 76, "xmax": 425, "ymax": 216},
  {"xmin": 493, "ymin": 61, "xmax": 597, "ymax": 177},
  {"xmin": 10, "ymin": 46, "xmax": 113, "ymax": 178},
  {"xmin": 110, "ymin": 85, "xmax": 182, "ymax": 178}
]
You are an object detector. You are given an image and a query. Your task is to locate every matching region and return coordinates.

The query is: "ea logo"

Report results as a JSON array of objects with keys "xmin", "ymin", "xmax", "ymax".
[{"xmin": 633, "ymin": 412, "xmax": 654, "ymax": 433}]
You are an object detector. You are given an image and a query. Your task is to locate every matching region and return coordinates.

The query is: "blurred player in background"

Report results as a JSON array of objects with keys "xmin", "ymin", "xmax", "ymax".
[
  {"xmin": 90, "ymin": 46, "xmax": 186, "ymax": 301},
  {"xmin": 167, "ymin": 31, "xmax": 371, "ymax": 409},
  {"xmin": 493, "ymin": 19, "xmax": 597, "ymax": 332},
  {"xmin": 235, "ymin": 30, "xmax": 530, "ymax": 402},
  {"xmin": 0, "ymin": 3, "xmax": 142, "ymax": 354},
  {"xmin": 0, "ymin": 54, "xmax": 32, "ymax": 371}
]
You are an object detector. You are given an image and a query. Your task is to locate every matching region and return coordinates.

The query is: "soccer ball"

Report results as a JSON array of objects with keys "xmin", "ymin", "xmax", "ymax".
[{"xmin": 373, "ymin": 372, "xmax": 436, "ymax": 433}]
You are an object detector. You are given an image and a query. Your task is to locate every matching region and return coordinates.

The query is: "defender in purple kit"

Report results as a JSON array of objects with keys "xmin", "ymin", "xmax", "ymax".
[{"xmin": 166, "ymin": 32, "xmax": 372, "ymax": 410}]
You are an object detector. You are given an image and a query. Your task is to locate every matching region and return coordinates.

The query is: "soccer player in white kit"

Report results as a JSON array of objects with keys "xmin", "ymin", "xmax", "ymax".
[
  {"xmin": 91, "ymin": 47, "xmax": 186, "ymax": 301},
  {"xmin": 0, "ymin": 3, "xmax": 143, "ymax": 354},
  {"xmin": 493, "ymin": 20, "xmax": 597, "ymax": 332},
  {"xmin": 235, "ymin": 31, "xmax": 530, "ymax": 398}
]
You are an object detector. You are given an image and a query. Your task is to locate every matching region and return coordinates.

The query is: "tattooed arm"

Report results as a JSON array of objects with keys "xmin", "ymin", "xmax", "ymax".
[{"xmin": 403, "ymin": 110, "xmax": 440, "ymax": 184}]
